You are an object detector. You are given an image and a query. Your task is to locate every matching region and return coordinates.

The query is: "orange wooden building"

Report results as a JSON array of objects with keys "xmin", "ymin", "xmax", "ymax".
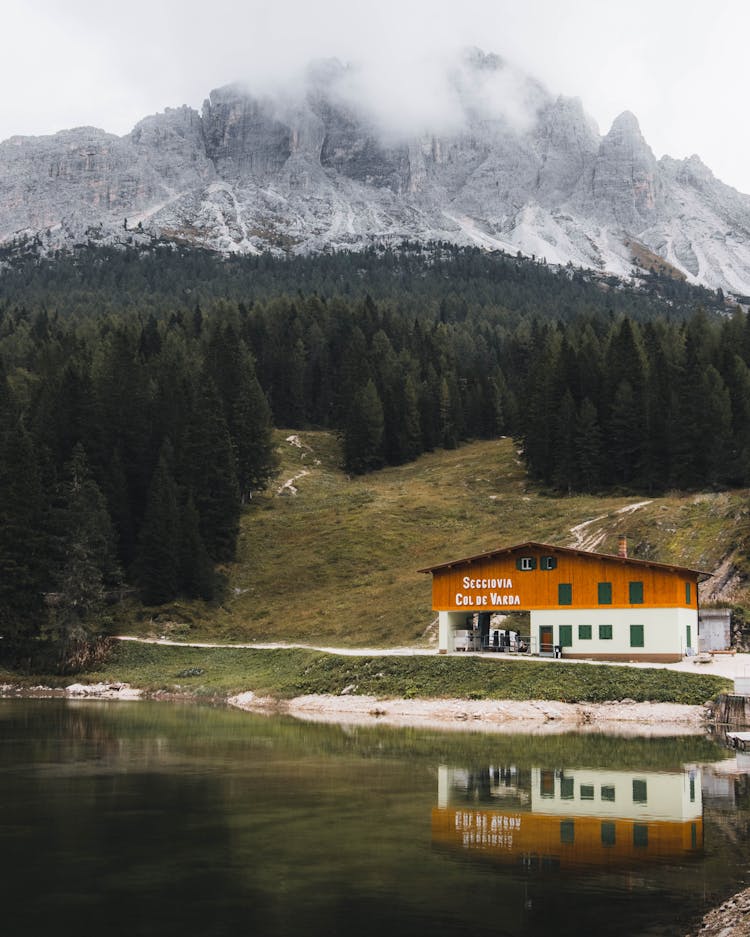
[
  {"xmin": 432, "ymin": 764, "xmax": 703, "ymax": 871},
  {"xmin": 419, "ymin": 540, "xmax": 710, "ymax": 661}
]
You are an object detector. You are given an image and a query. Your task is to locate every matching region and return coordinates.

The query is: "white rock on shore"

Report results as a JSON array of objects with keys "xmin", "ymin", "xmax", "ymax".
[
  {"xmin": 65, "ymin": 682, "xmax": 142, "ymax": 700},
  {"xmin": 685, "ymin": 885, "xmax": 750, "ymax": 936},
  {"xmin": 228, "ymin": 692, "xmax": 708, "ymax": 735}
]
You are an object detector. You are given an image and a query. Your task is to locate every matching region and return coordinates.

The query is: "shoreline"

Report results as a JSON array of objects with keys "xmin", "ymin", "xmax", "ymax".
[
  {"xmin": 228, "ymin": 691, "xmax": 711, "ymax": 735},
  {"xmin": 684, "ymin": 885, "xmax": 750, "ymax": 937},
  {"xmin": 1, "ymin": 681, "xmax": 712, "ymax": 735}
]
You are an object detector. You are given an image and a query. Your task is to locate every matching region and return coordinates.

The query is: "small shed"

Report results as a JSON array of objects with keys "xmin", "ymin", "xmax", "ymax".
[{"xmin": 698, "ymin": 608, "xmax": 732, "ymax": 653}]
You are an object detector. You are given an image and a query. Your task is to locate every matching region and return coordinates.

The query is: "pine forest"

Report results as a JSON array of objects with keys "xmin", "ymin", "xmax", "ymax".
[{"xmin": 0, "ymin": 241, "xmax": 745, "ymax": 665}]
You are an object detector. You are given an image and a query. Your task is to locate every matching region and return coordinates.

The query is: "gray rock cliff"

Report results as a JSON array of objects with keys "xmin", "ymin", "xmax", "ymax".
[{"xmin": 3, "ymin": 49, "xmax": 750, "ymax": 294}]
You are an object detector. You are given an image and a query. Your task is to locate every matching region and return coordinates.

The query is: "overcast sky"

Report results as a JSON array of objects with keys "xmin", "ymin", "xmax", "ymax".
[{"xmin": 4, "ymin": 0, "xmax": 749, "ymax": 192}]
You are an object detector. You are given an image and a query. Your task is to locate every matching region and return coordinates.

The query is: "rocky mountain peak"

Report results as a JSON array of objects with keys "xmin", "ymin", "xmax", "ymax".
[
  {"xmin": 534, "ymin": 95, "xmax": 599, "ymax": 203},
  {"xmin": 608, "ymin": 109, "xmax": 644, "ymax": 137},
  {"xmin": 461, "ymin": 46, "xmax": 506, "ymax": 72},
  {"xmin": 2, "ymin": 50, "xmax": 750, "ymax": 294},
  {"xmin": 583, "ymin": 108, "xmax": 660, "ymax": 228}
]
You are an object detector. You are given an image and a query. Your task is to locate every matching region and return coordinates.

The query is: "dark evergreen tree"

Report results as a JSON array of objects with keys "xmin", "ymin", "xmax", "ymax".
[
  {"xmin": 575, "ymin": 397, "xmax": 603, "ymax": 492},
  {"xmin": 604, "ymin": 319, "xmax": 648, "ymax": 486},
  {"xmin": 230, "ymin": 356, "xmax": 276, "ymax": 502},
  {"xmin": 134, "ymin": 443, "xmax": 180, "ymax": 605},
  {"xmin": 393, "ymin": 374, "xmax": 423, "ymax": 464},
  {"xmin": 522, "ymin": 328, "xmax": 563, "ymax": 484},
  {"xmin": 608, "ymin": 380, "xmax": 642, "ymax": 486},
  {"xmin": 552, "ymin": 390, "xmax": 578, "ymax": 493},
  {"xmin": 182, "ymin": 374, "xmax": 241, "ymax": 562},
  {"xmin": 178, "ymin": 495, "xmax": 216, "ymax": 601},
  {"xmin": 90, "ymin": 326, "xmax": 153, "ymax": 565},
  {"xmin": 343, "ymin": 379, "xmax": 385, "ymax": 474},
  {"xmin": 695, "ymin": 365, "xmax": 732, "ymax": 486},
  {"xmin": 49, "ymin": 444, "xmax": 121, "ymax": 643},
  {"xmin": 0, "ymin": 386, "xmax": 47, "ymax": 644},
  {"xmin": 726, "ymin": 355, "xmax": 750, "ymax": 485}
]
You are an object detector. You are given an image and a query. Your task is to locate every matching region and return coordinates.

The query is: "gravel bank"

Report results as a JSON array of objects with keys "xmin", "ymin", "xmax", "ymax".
[{"xmin": 228, "ymin": 692, "xmax": 709, "ymax": 735}]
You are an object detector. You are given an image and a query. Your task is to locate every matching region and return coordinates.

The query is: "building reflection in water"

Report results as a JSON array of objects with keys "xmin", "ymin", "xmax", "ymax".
[{"xmin": 432, "ymin": 764, "xmax": 703, "ymax": 871}]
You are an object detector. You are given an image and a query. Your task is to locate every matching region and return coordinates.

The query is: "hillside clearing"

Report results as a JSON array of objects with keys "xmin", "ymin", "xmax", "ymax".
[{"xmin": 112, "ymin": 432, "xmax": 750, "ymax": 647}]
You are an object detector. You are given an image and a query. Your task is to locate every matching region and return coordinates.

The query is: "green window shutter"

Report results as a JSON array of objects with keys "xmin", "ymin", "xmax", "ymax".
[
  {"xmin": 558, "ymin": 583, "xmax": 572, "ymax": 605},
  {"xmin": 516, "ymin": 556, "xmax": 537, "ymax": 571},
  {"xmin": 560, "ymin": 820, "xmax": 575, "ymax": 844},
  {"xmin": 632, "ymin": 780, "xmax": 648, "ymax": 804},
  {"xmin": 633, "ymin": 824, "xmax": 649, "ymax": 847},
  {"xmin": 685, "ymin": 582, "xmax": 692, "ymax": 604},
  {"xmin": 560, "ymin": 777, "xmax": 574, "ymax": 799},
  {"xmin": 541, "ymin": 556, "xmax": 557, "ymax": 570},
  {"xmin": 599, "ymin": 624, "xmax": 613, "ymax": 640},
  {"xmin": 686, "ymin": 625, "xmax": 692, "ymax": 648},
  {"xmin": 630, "ymin": 624, "xmax": 644, "ymax": 648},
  {"xmin": 601, "ymin": 822, "xmax": 616, "ymax": 846},
  {"xmin": 580, "ymin": 785, "xmax": 594, "ymax": 800},
  {"xmin": 629, "ymin": 581, "xmax": 644, "ymax": 604},
  {"xmin": 598, "ymin": 582, "xmax": 612, "ymax": 604},
  {"xmin": 559, "ymin": 625, "xmax": 573, "ymax": 647},
  {"xmin": 601, "ymin": 785, "xmax": 615, "ymax": 802},
  {"xmin": 578, "ymin": 624, "xmax": 592, "ymax": 640}
]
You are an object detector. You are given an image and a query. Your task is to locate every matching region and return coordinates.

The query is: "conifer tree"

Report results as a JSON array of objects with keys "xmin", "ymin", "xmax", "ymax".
[
  {"xmin": 439, "ymin": 376, "xmax": 460, "ymax": 450},
  {"xmin": 49, "ymin": 444, "xmax": 121, "ymax": 642},
  {"xmin": 178, "ymin": 495, "xmax": 215, "ymax": 601},
  {"xmin": 182, "ymin": 374, "xmax": 241, "ymax": 562},
  {"xmin": 552, "ymin": 390, "xmax": 578, "ymax": 493},
  {"xmin": 419, "ymin": 366, "xmax": 442, "ymax": 452},
  {"xmin": 0, "ymin": 387, "xmax": 47, "ymax": 644},
  {"xmin": 231, "ymin": 358, "xmax": 276, "ymax": 502},
  {"xmin": 523, "ymin": 328, "xmax": 563, "ymax": 483},
  {"xmin": 90, "ymin": 326, "xmax": 152, "ymax": 556},
  {"xmin": 343, "ymin": 379, "xmax": 385, "ymax": 474},
  {"xmin": 575, "ymin": 397, "xmax": 603, "ymax": 492},
  {"xmin": 608, "ymin": 380, "xmax": 642, "ymax": 486},
  {"xmin": 205, "ymin": 325, "xmax": 276, "ymax": 499},
  {"xmin": 394, "ymin": 374, "xmax": 423, "ymax": 464},
  {"xmin": 695, "ymin": 365, "xmax": 732, "ymax": 486},
  {"xmin": 726, "ymin": 355, "xmax": 750, "ymax": 485},
  {"xmin": 135, "ymin": 443, "xmax": 180, "ymax": 605}
]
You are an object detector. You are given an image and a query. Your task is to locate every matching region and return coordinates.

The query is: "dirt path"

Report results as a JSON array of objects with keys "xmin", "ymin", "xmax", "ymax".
[{"xmin": 567, "ymin": 500, "xmax": 653, "ymax": 551}]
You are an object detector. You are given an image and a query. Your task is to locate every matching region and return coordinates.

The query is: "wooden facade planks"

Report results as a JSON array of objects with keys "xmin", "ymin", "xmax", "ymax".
[{"xmin": 423, "ymin": 542, "xmax": 703, "ymax": 613}]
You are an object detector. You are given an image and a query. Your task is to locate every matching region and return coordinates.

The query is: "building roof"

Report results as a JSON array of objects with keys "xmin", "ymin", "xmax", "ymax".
[{"xmin": 417, "ymin": 540, "xmax": 713, "ymax": 579}]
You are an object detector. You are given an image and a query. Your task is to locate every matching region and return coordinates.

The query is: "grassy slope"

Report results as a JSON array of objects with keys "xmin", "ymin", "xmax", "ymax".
[{"xmin": 118, "ymin": 431, "xmax": 750, "ymax": 649}]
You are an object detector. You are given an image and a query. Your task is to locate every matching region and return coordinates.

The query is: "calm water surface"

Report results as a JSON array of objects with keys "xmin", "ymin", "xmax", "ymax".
[{"xmin": 1, "ymin": 700, "xmax": 749, "ymax": 937}]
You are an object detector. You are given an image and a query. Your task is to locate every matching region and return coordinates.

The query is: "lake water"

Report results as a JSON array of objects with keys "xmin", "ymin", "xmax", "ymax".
[{"xmin": 1, "ymin": 700, "xmax": 748, "ymax": 937}]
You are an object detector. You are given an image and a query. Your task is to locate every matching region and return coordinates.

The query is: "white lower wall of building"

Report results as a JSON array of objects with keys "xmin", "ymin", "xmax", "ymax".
[
  {"xmin": 439, "ymin": 611, "xmax": 470, "ymax": 652},
  {"xmin": 530, "ymin": 607, "xmax": 698, "ymax": 659}
]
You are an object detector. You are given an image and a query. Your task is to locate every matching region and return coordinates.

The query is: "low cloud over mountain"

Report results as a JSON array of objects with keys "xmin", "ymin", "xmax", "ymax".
[{"xmin": 3, "ymin": 48, "xmax": 750, "ymax": 294}]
